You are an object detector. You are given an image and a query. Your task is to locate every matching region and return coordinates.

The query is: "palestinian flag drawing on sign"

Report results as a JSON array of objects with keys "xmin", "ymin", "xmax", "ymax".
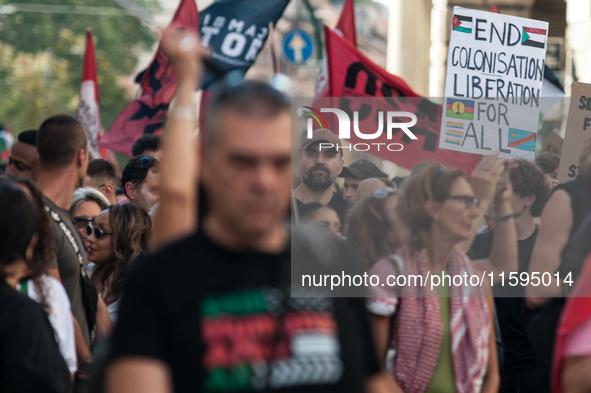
[
  {"xmin": 521, "ymin": 27, "xmax": 547, "ymax": 49},
  {"xmin": 452, "ymin": 14, "xmax": 472, "ymax": 34},
  {"xmin": 508, "ymin": 129, "xmax": 536, "ymax": 151}
]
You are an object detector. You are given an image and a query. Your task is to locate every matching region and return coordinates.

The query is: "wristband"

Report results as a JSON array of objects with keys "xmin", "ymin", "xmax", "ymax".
[
  {"xmin": 171, "ymin": 106, "xmax": 195, "ymax": 121},
  {"xmin": 492, "ymin": 212, "xmax": 514, "ymax": 222}
]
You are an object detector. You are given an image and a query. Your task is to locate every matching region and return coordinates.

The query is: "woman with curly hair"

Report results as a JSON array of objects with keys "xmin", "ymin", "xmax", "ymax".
[
  {"xmin": 345, "ymin": 187, "xmax": 408, "ymax": 267},
  {"xmin": 87, "ymin": 204, "xmax": 151, "ymax": 322},
  {"xmin": 0, "ymin": 174, "xmax": 78, "ymax": 376}
]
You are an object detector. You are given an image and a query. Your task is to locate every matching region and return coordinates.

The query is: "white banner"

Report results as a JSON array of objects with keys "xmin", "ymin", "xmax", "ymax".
[{"xmin": 439, "ymin": 7, "xmax": 548, "ymax": 160}]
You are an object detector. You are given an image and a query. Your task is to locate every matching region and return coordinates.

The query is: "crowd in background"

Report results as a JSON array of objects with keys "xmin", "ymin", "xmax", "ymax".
[{"xmin": 2, "ymin": 26, "xmax": 591, "ymax": 393}]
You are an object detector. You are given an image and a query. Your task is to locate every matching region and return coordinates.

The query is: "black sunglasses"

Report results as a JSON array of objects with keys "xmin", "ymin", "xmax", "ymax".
[
  {"xmin": 71, "ymin": 217, "xmax": 112, "ymax": 239},
  {"xmin": 85, "ymin": 226, "xmax": 113, "ymax": 239},
  {"xmin": 129, "ymin": 156, "xmax": 158, "ymax": 177}
]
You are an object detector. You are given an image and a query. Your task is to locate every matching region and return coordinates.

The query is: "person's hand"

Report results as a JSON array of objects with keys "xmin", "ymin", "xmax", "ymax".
[
  {"xmin": 470, "ymin": 153, "xmax": 506, "ymax": 204},
  {"xmin": 160, "ymin": 24, "xmax": 205, "ymax": 81},
  {"xmin": 493, "ymin": 182, "xmax": 513, "ymax": 207}
]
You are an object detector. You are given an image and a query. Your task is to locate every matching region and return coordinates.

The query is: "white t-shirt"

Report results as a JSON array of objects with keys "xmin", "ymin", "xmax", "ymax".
[{"xmin": 23, "ymin": 276, "xmax": 78, "ymax": 374}]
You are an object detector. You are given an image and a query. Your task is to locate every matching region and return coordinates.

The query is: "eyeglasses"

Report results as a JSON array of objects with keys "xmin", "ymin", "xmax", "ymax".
[
  {"xmin": 372, "ymin": 187, "xmax": 397, "ymax": 199},
  {"xmin": 447, "ymin": 195, "xmax": 480, "ymax": 209},
  {"xmin": 71, "ymin": 217, "xmax": 112, "ymax": 239},
  {"xmin": 129, "ymin": 156, "xmax": 158, "ymax": 177},
  {"xmin": 72, "ymin": 216, "xmax": 95, "ymax": 229}
]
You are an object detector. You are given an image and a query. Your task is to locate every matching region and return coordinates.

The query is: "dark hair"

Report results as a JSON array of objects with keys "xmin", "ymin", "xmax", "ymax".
[
  {"xmin": 397, "ymin": 166, "xmax": 465, "ymax": 252},
  {"xmin": 131, "ymin": 135, "xmax": 162, "ymax": 157},
  {"xmin": 299, "ymin": 203, "xmax": 336, "ymax": 221},
  {"xmin": 0, "ymin": 180, "xmax": 38, "ymax": 280},
  {"xmin": 120, "ymin": 155, "xmax": 160, "ymax": 198},
  {"xmin": 86, "ymin": 159, "xmax": 116, "ymax": 187},
  {"xmin": 92, "ymin": 204, "xmax": 152, "ymax": 305},
  {"xmin": 17, "ymin": 130, "xmax": 37, "ymax": 146},
  {"xmin": 1, "ymin": 175, "xmax": 54, "ymax": 310},
  {"xmin": 206, "ymin": 81, "xmax": 291, "ymax": 145},
  {"xmin": 116, "ymin": 187, "xmax": 125, "ymax": 196},
  {"xmin": 535, "ymin": 152, "xmax": 560, "ymax": 174},
  {"xmin": 37, "ymin": 115, "xmax": 87, "ymax": 170},
  {"xmin": 510, "ymin": 158, "xmax": 550, "ymax": 217}
]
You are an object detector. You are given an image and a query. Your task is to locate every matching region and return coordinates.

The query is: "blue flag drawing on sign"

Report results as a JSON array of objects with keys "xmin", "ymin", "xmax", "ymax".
[
  {"xmin": 282, "ymin": 29, "xmax": 314, "ymax": 65},
  {"xmin": 199, "ymin": 0, "xmax": 290, "ymax": 90},
  {"xmin": 508, "ymin": 128, "xmax": 536, "ymax": 151}
]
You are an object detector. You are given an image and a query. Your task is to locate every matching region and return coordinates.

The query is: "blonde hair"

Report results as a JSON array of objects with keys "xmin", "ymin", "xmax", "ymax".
[
  {"xmin": 70, "ymin": 187, "xmax": 110, "ymax": 216},
  {"xmin": 396, "ymin": 165, "xmax": 464, "ymax": 252}
]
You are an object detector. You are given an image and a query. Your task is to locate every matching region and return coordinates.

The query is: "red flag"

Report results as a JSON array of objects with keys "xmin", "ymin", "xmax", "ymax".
[
  {"xmin": 335, "ymin": 0, "xmax": 357, "ymax": 47},
  {"xmin": 322, "ymin": 26, "xmax": 480, "ymax": 174},
  {"xmin": 77, "ymin": 29, "xmax": 104, "ymax": 158},
  {"xmin": 99, "ymin": 0, "xmax": 199, "ymax": 157},
  {"xmin": 315, "ymin": 0, "xmax": 356, "ymax": 98},
  {"xmin": 491, "ymin": 4, "xmax": 499, "ymax": 13}
]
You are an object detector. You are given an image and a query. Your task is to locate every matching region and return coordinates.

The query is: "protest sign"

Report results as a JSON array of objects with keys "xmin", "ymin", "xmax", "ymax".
[
  {"xmin": 440, "ymin": 7, "xmax": 548, "ymax": 161},
  {"xmin": 557, "ymin": 82, "xmax": 591, "ymax": 183},
  {"xmin": 317, "ymin": 26, "xmax": 480, "ymax": 175}
]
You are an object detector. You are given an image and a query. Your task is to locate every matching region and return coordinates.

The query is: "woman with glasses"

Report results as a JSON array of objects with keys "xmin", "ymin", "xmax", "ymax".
[
  {"xmin": 366, "ymin": 157, "xmax": 518, "ymax": 393},
  {"xmin": 70, "ymin": 187, "xmax": 110, "ymax": 257},
  {"xmin": 87, "ymin": 204, "xmax": 151, "ymax": 322}
]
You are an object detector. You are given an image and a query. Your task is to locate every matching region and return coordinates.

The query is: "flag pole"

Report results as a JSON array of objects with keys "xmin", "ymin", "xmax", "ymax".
[{"xmin": 269, "ymin": 21, "xmax": 280, "ymax": 74}]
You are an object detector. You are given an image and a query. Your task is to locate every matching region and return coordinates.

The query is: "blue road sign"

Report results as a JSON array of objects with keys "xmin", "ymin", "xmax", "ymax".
[{"xmin": 282, "ymin": 29, "xmax": 314, "ymax": 65}]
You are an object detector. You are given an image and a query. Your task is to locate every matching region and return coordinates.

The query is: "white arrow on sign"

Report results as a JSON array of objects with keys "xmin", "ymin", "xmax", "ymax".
[{"xmin": 288, "ymin": 33, "xmax": 306, "ymax": 63}]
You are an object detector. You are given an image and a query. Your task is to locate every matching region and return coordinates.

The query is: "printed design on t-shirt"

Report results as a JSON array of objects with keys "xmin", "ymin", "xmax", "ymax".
[{"xmin": 201, "ymin": 287, "xmax": 343, "ymax": 392}]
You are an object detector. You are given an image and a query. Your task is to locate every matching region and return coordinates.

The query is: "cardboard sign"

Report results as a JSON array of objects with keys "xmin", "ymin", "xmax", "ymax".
[
  {"xmin": 440, "ymin": 7, "xmax": 548, "ymax": 160},
  {"xmin": 557, "ymin": 82, "xmax": 591, "ymax": 183}
]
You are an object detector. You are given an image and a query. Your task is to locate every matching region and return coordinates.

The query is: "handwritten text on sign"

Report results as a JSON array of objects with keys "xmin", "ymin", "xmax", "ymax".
[{"xmin": 439, "ymin": 7, "xmax": 548, "ymax": 160}]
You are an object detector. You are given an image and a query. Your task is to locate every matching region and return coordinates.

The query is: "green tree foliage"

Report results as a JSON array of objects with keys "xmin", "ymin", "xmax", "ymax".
[{"xmin": 0, "ymin": 0, "xmax": 158, "ymax": 137}]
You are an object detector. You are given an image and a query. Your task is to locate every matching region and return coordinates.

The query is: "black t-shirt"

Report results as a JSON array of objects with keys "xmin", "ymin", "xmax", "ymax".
[
  {"xmin": 469, "ymin": 228, "xmax": 539, "ymax": 374},
  {"xmin": 0, "ymin": 282, "xmax": 71, "ymax": 393},
  {"xmin": 294, "ymin": 192, "xmax": 354, "ymax": 226},
  {"xmin": 109, "ymin": 230, "xmax": 380, "ymax": 393}
]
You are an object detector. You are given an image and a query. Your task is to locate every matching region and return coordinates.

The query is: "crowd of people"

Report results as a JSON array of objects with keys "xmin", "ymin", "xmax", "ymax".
[{"xmin": 1, "ymin": 25, "xmax": 591, "ymax": 393}]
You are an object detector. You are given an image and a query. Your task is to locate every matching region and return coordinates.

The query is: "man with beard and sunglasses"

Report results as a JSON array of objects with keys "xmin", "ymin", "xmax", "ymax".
[{"xmin": 292, "ymin": 129, "xmax": 353, "ymax": 226}]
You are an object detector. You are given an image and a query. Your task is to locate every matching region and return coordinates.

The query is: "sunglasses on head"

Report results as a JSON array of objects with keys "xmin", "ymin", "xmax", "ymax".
[
  {"xmin": 372, "ymin": 187, "xmax": 397, "ymax": 199},
  {"xmin": 71, "ymin": 217, "xmax": 112, "ymax": 239},
  {"xmin": 129, "ymin": 156, "xmax": 158, "ymax": 177}
]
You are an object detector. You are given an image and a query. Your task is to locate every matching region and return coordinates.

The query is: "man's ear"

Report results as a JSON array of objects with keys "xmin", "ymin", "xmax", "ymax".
[
  {"xmin": 124, "ymin": 182, "xmax": 136, "ymax": 200},
  {"xmin": 525, "ymin": 195, "xmax": 536, "ymax": 208},
  {"xmin": 103, "ymin": 184, "xmax": 114, "ymax": 198},
  {"xmin": 77, "ymin": 148, "xmax": 88, "ymax": 168}
]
